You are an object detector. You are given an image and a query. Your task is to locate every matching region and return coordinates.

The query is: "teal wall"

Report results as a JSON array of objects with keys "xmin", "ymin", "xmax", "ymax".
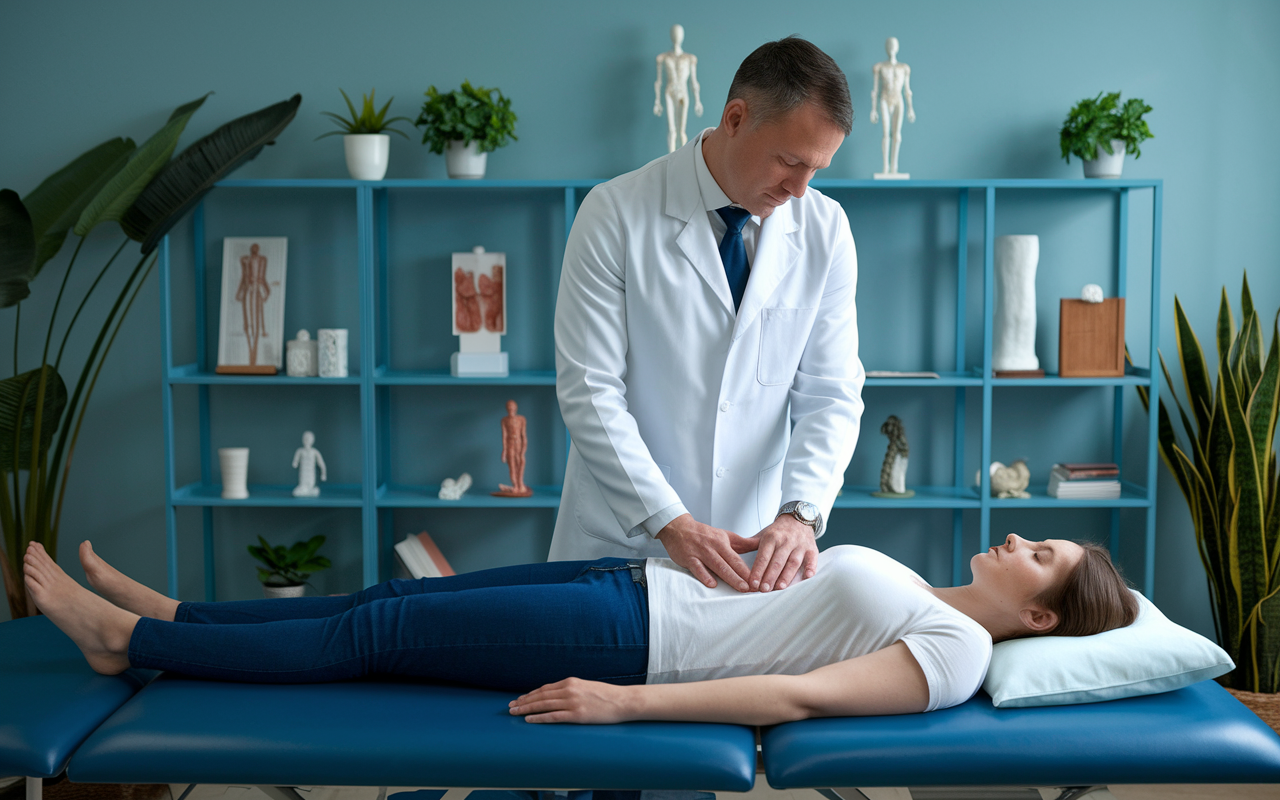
[{"xmin": 2, "ymin": 0, "xmax": 1279, "ymax": 635}]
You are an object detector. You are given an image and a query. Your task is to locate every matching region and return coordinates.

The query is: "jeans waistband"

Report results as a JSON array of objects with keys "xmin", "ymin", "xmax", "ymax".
[{"xmin": 586, "ymin": 558, "xmax": 648, "ymax": 590}]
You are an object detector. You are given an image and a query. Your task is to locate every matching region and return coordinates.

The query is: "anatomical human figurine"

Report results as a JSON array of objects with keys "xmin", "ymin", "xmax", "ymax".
[
  {"xmin": 653, "ymin": 24, "xmax": 703, "ymax": 153},
  {"xmin": 492, "ymin": 399, "xmax": 532, "ymax": 497},
  {"xmin": 479, "ymin": 265, "xmax": 504, "ymax": 333},
  {"xmin": 869, "ymin": 37, "xmax": 915, "ymax": 178},
  {"xmin": 291, "ymin": 431, "xmax": 327, "ymax": 498},
  {"xmin": 453, "ymin": 268, "xmax": 482, "ymax": 333},
  {"xmin": 236, "ymin": 243, "xmax": 271, "ymax": 365}
]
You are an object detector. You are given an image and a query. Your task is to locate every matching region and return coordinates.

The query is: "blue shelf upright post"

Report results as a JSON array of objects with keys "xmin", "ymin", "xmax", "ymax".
[
  {"xmin": 159, "ymin": 235, "xmax": 179, "ymax": 599},
  {"xmin": 979, "ymin": 187, "xmax": 995, "ymax": 552},
  {"xmin": 1144, "ymin": 184, "xmax": 1163, "ymax": 597},
  {"xmin": 357, "ymin": 184, "xmax": 380, "ymax": 588},
  {"xmin": 1110, "ymin": 188, "xmax": 1131, "ymax": 557},
  {"xmin": 952, "ymin": 189, "xmax": 969, "ymax": 586},
  {"xmin": 193, "ymin": 203, "xmax": 215, "ymax": 601},
  {"xmin": 375, "ymin": 187, "xmax": 393, "ymax": 580}
]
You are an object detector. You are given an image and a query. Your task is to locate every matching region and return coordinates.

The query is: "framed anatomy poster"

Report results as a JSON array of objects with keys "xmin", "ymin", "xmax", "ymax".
[{"xmin": 216, "ymin": 237, "xmax": 288, "ymax": 374}]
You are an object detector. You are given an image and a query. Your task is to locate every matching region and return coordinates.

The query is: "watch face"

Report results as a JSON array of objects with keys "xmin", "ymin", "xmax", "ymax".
[{"xmin": 794, "ymin": 501, "xmax": 819, "ymax": 522}]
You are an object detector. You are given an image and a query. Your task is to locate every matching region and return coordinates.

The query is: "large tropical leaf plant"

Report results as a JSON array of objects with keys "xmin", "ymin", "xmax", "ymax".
[
  {"xmin": 1136, "ymin": 273, "xmax": 1280, "ymax": 692},
  {"xmin": 0, "ymin": 94, "xmax": 301, "ymax": 619}
]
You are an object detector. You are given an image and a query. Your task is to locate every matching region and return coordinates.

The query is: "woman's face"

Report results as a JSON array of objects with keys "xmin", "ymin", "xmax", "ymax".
[{"xmin": 972, "ymin": 533, "xmax": 1084, "ymax": 604}]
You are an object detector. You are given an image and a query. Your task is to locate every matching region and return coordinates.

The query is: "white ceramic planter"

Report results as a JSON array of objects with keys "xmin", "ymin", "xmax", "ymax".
[
  {"xmin": 1082, "ymin": 138, "xmax": 1127, "ymax": 179},
  {"xmin": 263, "ymin": 583, "xmax": 306, "ymax": 599},
  {"xmin": 446, "ymin": 140, "xmax": 487, "ymax": 179},
  {"xmin": 344, "ymin": 134, "xmax": 390, "ymax": 180}
]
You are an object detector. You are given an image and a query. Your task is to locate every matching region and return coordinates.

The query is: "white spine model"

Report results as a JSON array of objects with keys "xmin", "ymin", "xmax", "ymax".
[
  {"xmin": 993, "ymin": 235, "xmax": 1040, "ymax": 372},
  {"xmin": 870, "ymin": 37, "xmax": 915, "ymax": 179},
  {"xmin": 654, "ymin": 24, "xmax": 703, "ymax": 153},
  {"xmin": 292, "ymin": 431, "xmax": 327, "ymax": 497}
]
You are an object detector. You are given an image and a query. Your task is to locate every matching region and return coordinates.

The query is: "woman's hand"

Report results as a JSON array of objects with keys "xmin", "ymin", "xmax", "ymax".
[{"xmin": 509, "ymin": 678, "xmax": 633, "ymax": 724}]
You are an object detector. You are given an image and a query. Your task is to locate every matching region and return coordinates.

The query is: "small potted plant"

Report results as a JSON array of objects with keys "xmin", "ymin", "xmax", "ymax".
[
  {"xmin": 1059, "ymin": 91, "xmax": 1154, "ymax": 179},
  {"xmin": 248, "ymin": 534, "xmax": 332, "ymax": 598},
  {"xmin": 317, "ymin": 88, "xmax": 412, "ymax": 181},
  {"xmin": 414, "ymin": 81, "xmax": 518, "ymax": 179}
]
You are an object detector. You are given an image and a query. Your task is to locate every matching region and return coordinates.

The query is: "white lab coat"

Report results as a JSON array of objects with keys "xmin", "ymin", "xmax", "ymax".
[{"xmin": 549, "ymin": 134, "xmax": 864, "ymax": 561}]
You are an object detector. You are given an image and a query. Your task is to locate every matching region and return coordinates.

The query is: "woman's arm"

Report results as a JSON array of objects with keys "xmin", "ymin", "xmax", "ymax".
[{"xmin": 509, "ymin": 641, "xmax": 930, "ymax": 725}]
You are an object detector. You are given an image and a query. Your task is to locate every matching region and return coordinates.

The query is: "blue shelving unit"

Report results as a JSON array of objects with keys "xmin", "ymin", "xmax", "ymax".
[{"xmin": 160, "ymin": 177, "xmax": 1162, "ymax": 600}]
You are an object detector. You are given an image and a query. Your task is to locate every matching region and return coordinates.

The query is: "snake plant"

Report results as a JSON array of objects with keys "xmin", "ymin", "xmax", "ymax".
[
  {"xmin": 1137, "ymin": 272, "xmax": 1280, "ymax": 692},
  {"xmin": 0, "ymin": 94, "xmax": 301, "ymax": 619}
]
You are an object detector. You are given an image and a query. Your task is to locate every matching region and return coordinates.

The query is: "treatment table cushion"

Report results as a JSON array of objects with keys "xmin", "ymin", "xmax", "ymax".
[
  {"xmin": 68, "ymin": 673, "xmax": 757, "ymax": 791},
  {"xmin": 761, "ymin": 679, "xmax": 1280, "ymax": 788},
  {"xmin": 0, "ymin": 616, "xmax": 154, "ymax": 779}
]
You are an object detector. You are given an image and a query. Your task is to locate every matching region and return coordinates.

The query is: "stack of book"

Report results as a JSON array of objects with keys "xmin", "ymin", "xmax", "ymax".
[
  {"xmin": 1048, "ymin": 463, "xmax": 1121, "ymax": 499},
  {"xmin": 393, "ymin": 531, "xmax": 456, "ymax": 579}
]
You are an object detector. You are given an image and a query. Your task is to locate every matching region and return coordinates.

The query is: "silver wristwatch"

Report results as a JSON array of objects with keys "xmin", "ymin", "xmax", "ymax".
[{"xmin": 777, "ymin": 500, "xmax": 824, "ymax": 537}]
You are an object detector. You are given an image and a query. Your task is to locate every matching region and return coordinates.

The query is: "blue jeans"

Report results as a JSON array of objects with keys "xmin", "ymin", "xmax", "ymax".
[{"xmin": 128, "ymin": 558, "xmax": 649, "ymax": 690}]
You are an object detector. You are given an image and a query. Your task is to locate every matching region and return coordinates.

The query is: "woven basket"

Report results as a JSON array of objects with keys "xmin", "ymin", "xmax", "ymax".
[{"xmin": 1227, "ymin": 687, "xmax": 1280, "ymax": 736}]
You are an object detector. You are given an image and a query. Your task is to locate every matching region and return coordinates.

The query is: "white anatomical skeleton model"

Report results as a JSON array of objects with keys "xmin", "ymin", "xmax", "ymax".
[
  {"xmin": 292, "ymin": 431, "xmax": 327, "ymax": 498},
  {"xmin": 654, "ymin": 24, "xmax": 703, "ymax": 153},
  {"xmin": 870, "ymin": 37, "xmax": 915, "ymax": 178}
]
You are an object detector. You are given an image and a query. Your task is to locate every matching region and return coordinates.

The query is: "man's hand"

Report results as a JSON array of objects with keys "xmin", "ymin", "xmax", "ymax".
[
  {"xmin": 656, "ymin": 514, "xmax": 757, "ymax": 592},
  {"xmin": 747, "ymin": 514, "xmax": 819, "ymax": 592},
  {"xmin": 509, "ymin": 678, "xmax": 632, "ymax": 724}
]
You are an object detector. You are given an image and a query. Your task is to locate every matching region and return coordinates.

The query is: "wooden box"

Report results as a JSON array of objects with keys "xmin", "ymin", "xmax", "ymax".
[{"xmin": 1059, "ymin": 297, "xmax": 1125, "ymax": 377}]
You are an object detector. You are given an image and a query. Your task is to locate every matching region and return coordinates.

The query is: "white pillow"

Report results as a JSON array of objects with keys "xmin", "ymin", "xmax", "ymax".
[{"xmin": 983, "ymin": 589, "xmax": 1235, "ymax": 708}]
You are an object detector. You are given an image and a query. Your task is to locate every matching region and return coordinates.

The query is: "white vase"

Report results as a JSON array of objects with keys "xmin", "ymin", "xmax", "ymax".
[
  {"xmin": 262, "ymin": 583, "xmax": 306, "ymax": 599},
  {"xmin": 992, "ymin": 235, "xmax": 1040, "ymax": 372},
  {"xmin": 218, "ymin": 447, "xmax": 250, "ymax": 499},
  {"xmin": 1082, "ymin": 138, "xmax": 1126, "ymax": 179},
  {"xmin": 343, "ymin": 134, "xmax": 390, "ymax": 180},
  {"xmin": 317, "ymin": 328, "xmax": 349, "ymax": 378},
  {"xmin": 445, "ymin": 140, "xmax": 487, "ymax": 179}
]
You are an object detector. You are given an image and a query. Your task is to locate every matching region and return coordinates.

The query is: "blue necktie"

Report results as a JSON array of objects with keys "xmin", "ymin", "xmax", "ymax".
[{"xmin": 716, "ymin": 206, "xmax": 751, "ymax": 311}]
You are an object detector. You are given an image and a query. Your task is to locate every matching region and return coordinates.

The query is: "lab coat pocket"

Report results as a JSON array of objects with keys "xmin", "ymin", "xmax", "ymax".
[
  {"xmin": 756, "ymin": 457, "xmax": 785, "ymax": 530},
  {"xmin": 758, "ymin": 307, "xmax": 816, "ymax": 386}
]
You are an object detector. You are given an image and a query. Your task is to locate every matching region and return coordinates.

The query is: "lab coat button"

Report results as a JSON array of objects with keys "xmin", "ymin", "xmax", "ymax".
[
  {"xmin": 719, "ymin": 401, "xmax": 731, "ymax": 412},
  {"xmin": 716, "ymin": 467, "xmax": 727, "ymax": 478}
]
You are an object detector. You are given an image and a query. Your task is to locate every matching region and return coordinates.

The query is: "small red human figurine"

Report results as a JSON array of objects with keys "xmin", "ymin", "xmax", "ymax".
[{"xmin": 492, "ymin": 399, "xmax": 533, "ymax": 498}]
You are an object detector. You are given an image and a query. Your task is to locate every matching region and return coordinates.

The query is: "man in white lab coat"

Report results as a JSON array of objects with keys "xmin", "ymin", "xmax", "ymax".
[{"xmin": 552, "ymin": 37, "xmax": 864, "ymax": 595}]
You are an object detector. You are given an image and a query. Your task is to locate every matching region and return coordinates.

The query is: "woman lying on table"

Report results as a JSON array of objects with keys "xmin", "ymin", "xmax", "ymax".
[{"xmin": 24, "ymin": 532, "xmax": 1136, "ymax": 725}]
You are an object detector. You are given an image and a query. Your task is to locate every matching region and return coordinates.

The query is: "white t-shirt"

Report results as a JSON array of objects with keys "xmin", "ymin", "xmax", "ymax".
[{"xmin": 645, "ymin": 545, "xmax": 992, "ymax": 712}]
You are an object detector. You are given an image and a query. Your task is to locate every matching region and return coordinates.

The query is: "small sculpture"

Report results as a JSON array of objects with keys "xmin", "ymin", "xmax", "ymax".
[
  {"xmin": 979, "ymin": 460, "xmax": 1031, "ymax": 499},
  {"xmin": 451, "ymin": 246, "xmax": 508, "ymax": 377},
  {"xmin": 1081, "ymin": 284, "xmax": 1105, "ymax": 303},
  {"xmin": 286, "ymin": 329, "xmax": 318, "ymax": 377},
  {"xmin": 871, "ymin": 415, "xmax": 915, "ymax": 498},
  {"xmin": 439, "ymin": 472, "xmax": 473, "ymax": 500},
  {"xmin": 492, "ymin": 399, "xmax": 533, "ymax": 497},
  {"xmin": 654, "ymin": 24, "xmax": 703, "ymax": 153},
  {"xmin": 291, "ymin": 431, "xmax": 327, "ymax": 497},
  {"xmin": 870, "ymin": 37, "xmax": 915, "ymax": 179}
]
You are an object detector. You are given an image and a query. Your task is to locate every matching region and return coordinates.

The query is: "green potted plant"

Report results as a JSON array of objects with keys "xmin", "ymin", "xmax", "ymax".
[
  {"xmin": 0, "ymin": 94, "xmax": 301, "ymax": 619},
  {"xmin": 414, "ymin": 81, "xmax": 518, "ymax": 179},
  {"xmin": 1135, "ymin": 273, "xmax": 1279, "ymax": 722},
  {"xmin": 1059, "ymin": 91, "xmax": 1154, "ymax": 178},
  {"xmin": 247, "ymin": 534, "xmax": 332, "ymax": 598},
  {"xmin": 318, "ymin": 88, "xmax": 412, "ymax": 181}
]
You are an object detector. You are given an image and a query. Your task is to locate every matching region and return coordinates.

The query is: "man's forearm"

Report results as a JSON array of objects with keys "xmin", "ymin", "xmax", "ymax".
[{"xmin": 623, "ymin": 674, "xmax": 812, "ymax": 726}]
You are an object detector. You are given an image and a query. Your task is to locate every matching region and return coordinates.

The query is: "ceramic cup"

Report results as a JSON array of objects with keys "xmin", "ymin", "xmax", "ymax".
[
  {"xmin": 318, "ymin": 328, "xmax": 349, "ymax": 378},
  {"xmin": 218, "ymin": 447, "xmax": 250, "ymax": 499}
]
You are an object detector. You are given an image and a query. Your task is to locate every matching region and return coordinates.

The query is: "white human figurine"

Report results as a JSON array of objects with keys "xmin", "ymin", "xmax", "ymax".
[
  {"xmin": 653, "ymin": 24, "xmax": 703, "ymax": 154},
  {"xmin": 438, "ymin": 472, "xmax": 473, "ymax": 501},
  {"xmin": 291, "ymin": 431, "xmax": 327, "ymax": 498},
  {"xmin": 869, "ymin": 37, "xmax": 915, "ymax": 179}
]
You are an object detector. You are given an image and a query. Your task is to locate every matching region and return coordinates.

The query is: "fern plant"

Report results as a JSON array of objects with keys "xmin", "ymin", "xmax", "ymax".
[
  {"xmin": 1136, "ymin": 273, "xmax": 1280, "ymax": 692},
  {"xmin": 1060, "ymin": 91, "xmax": 1154, "ymax": 163}
]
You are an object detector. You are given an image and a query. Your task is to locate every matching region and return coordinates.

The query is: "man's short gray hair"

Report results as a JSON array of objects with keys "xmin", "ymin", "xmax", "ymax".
[{"xmin": 726, "ymin": 36, "xmax": 853, "ymax": 135}]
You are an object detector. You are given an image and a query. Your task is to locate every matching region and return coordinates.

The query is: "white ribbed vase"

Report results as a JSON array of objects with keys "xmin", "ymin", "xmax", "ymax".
[{"xmin": 992, "ymin": 235, "xmax": 1040, "ymax": 372}]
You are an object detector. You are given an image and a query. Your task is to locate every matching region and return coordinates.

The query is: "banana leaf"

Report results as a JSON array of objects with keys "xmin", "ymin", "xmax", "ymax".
[
  {"xmin": 22, "ymin": 138, "xmax": 136, "ymax": 278},
  {"xmin": 74, "ymin": 95, "xmax": 209, "ymax": 237},
  {"xmin": 0, "ymin": 190, "xmax": 35, "ymax": 307},
  {"xmin": 0, "ymin": 367, "xmax": 67, "ymax": 471},
  {"xmin": 121, "ymin": 94, "xmax": 302, "ymax": 254}
]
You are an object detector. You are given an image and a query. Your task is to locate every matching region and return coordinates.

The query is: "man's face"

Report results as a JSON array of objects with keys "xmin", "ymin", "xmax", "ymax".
[{"xmin": 720, "ymin": 100, "xmax": 845, "ymax": 219}]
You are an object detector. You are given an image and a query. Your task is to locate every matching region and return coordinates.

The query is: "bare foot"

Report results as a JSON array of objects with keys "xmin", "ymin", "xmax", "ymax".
[
  {"xmin": 24, "ymin": 541, "xmax": 138, "ymax": 675},
  {"xmin": 80, "ymin": 540, "xmax": 180, "ymax": 621}
]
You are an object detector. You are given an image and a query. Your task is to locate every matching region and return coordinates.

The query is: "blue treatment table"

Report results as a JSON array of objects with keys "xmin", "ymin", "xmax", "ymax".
[
  {"xmin": 0, "ymin": 617, "xmax": 155, "ymax": 799},
  {"xmin": 762, "ymin": 680, "xmax": 1280, "ymax": 788},
  {"xmin": 5, "ymin": 615, "xmax": 1280, "ymax": 796}
]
